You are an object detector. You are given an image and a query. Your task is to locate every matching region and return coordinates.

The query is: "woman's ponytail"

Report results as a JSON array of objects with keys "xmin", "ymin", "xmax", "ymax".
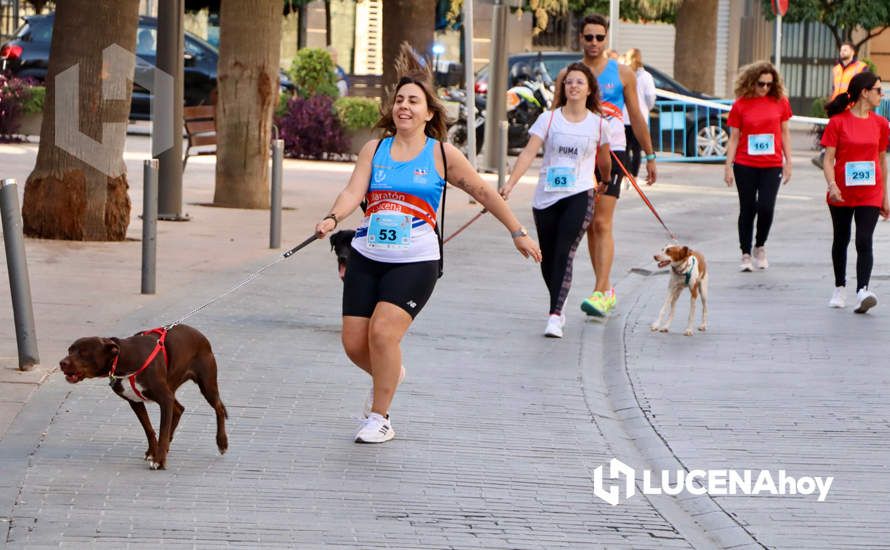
[{"xmin": 825, "ymin": 71, "xmax": 879, "ymax": 117}]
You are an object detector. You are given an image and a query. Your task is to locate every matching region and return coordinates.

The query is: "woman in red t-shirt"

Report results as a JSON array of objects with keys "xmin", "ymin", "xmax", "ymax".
[
  {"xmin": 724, "ymin": 61, "xmax": 793, "ymax": 272},
  {"xmin": 821, "ymin": 70, "xmax": 890, "ymax": 313}
]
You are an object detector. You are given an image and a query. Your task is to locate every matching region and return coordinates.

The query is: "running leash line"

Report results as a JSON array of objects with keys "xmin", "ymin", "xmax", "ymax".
[
  {"xmin": 610, "ymin": 151, "xmax": 677, "ymax": 241},
  {"xmin": 443, "ymin": 209, "xmax": 487, "ymax": 244},
  {"xmin": 164, "ymin": 234, "xmax": 319, "ymax": 330}
]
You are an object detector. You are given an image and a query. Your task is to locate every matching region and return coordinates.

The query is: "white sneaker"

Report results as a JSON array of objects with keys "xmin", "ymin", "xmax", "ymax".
[
  {"xmin": 354, "ymin": 412, "xmax": 394, "ymax": 444},
  {"xmin": 829, "ymin": 287, "xmax": 846, "ymax": 308},
  {"xmin": 544, "ymin": 314, "xmax": 564, "ymax": 338},
  {"xmin": 753, "ymin": 246, "xmax": 769, "ymax": 269},
  {"xmin": 362, "ymin": 365, "xmax": 406, "ymax": 418},
  {"xmin": 739, "ymin": 254, "xmax": 753, "ymax": 272},
  {"xmin": 854, "ymin": 288, "xmax": 877, "ymax": 314}
]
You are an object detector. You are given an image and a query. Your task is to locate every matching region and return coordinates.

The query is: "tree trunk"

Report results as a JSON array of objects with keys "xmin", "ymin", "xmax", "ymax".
[
  {"xmin": 382, "ymin": 0, "xmax": 435, "ymax": 91},
  {"xmin": 21, "ymin": 0, "xmax": 139, "ymax": 241},
  {"xmin": 214, "ymin": 0, "xmax": 282, "ymax": 208},
  {"xmin": 673, "ymin": 0, "xmax": 718, "ymax": 95}
]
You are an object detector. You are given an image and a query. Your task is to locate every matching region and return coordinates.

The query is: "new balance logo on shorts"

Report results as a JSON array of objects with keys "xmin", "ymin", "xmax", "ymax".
[{"xmin": 406, "ymin": 300, "xmax": 417, "ymax": 309}]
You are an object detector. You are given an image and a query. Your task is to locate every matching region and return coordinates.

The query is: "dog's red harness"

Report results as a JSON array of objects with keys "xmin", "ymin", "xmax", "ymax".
[{"xmin": 108, "ymin": 327, "xmax": 168, "ymax": 401}]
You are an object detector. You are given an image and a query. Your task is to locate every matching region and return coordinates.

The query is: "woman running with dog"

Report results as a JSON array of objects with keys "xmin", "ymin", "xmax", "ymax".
[
  {"xmin": 724, "ymin": 61, "xmax": 793, "ymax": 272},
  {"xmin": 500, "ymin": 62, "xmax": 611, "ymax": 338},
  {"xmin": 821, "ymin": 70, "xmax": 889, "ymax": 313},
  {"xmin": 314, "ymin": 44, "xmax": 541, "ymax": 444}
]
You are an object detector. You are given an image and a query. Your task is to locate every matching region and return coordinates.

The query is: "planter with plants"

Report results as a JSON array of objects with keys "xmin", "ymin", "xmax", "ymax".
[
  {"xmin": 1, "ymin": 76, "xmax": 43, "ymax": 141},
  {"xmin": 18, "ymin": 85, "xmax": 45, "ymax": 136},
  {"xmin": 334, "ymin": 96, "xmax": 380, "ymax": 155}
]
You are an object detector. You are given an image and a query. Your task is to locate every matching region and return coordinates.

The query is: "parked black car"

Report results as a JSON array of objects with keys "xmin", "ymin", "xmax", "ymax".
[
  {"xmin": 474, "ymin": 52, "xmax": 729, "ymax": 158},
  {"xmin": 0, "ymin": 13, "xmax": 293, "ymax": 120}
]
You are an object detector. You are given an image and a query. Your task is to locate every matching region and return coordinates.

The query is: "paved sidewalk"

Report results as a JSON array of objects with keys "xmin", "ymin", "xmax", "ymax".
[{"xmin": 2, "ymin": 130, "xmax": 886, "ymax": 548}]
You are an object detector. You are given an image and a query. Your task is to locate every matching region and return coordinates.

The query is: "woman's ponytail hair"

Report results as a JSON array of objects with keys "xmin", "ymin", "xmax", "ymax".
[{"xmin": 825, "ymin": 70, "xmax": 880, "ymax": 117}]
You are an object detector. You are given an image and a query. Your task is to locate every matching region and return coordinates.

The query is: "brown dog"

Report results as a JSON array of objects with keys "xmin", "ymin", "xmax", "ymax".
[
  {"xmin": 652, "ymin": 245, "xmax": 709, "ymax": 336},
  {"xmin": 59, "ymin": 324, "xmax": 228, "ymax": 470}
]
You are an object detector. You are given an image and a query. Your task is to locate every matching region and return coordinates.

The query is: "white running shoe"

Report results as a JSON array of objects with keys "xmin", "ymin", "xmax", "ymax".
[
  {"xmin": 829, "ymin": 287, "xmax": 846, "ymax": 308},
  {"xmin": 362, "ymin": 365, "xmax": 405, "ymax": 418},
  {"xmin": 739, "ymin": 254, "xmax": 754, "ymax": 272},
  {"xmin": 544, "ymin": 314, "xmax": 564, "ymax": 338},
  {"xmin": 753, "ymin": 246, "xmax": 769, "ymax": 270},
  {"xmin": 854, "ymin": 288, "xmax": 877, "ymax": 314},
  {"xmin": 354, "ymin": 412, "xmax": 394, "ymax": 444}
]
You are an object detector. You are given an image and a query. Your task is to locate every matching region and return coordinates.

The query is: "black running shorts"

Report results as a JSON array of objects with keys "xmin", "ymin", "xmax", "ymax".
[
  {"xmin": 342, "ymin": 249, "xmax": 439, "ymax": 319},
  {"xmin": 595, "ymin": 149, "xmax": 628, "ymax": 199}
]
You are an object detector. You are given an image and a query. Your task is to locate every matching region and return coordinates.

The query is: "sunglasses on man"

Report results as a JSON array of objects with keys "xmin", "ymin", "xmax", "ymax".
[{"xmin": 582, "ymin": 33, "xmax": 607, "ymax": 43}]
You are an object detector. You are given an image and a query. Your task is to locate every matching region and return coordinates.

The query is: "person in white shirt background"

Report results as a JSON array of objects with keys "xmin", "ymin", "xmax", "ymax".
[{"xmin": 622, "ymin": 48, "xmax": 657, "ymax": 178}]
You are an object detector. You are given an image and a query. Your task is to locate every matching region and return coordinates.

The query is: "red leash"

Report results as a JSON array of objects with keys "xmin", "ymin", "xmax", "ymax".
[{"xmin": 610, "ymin": 151, "xmax": 677, "ymax": 241}]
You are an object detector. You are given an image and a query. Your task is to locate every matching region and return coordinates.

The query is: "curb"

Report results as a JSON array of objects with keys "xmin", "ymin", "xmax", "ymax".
[{"xmin": 579, "ymin": 268, "xmax": 765, "ymax": 550}]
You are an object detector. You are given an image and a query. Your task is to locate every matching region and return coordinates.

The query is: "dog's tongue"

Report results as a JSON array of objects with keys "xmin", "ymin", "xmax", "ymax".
[
  {"xmin": 339, "ymin": 264, "xmax": 347, "ymax": 280},
  {"xmin": 64, "ymin": 373, "xmax": 81, "ymax": 384},
  {"xmin": 657, "ymin": 260, "xmax": 671, "ymax": 268}
]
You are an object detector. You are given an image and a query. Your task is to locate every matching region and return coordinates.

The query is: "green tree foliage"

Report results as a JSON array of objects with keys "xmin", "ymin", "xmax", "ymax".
[
  {"xmin": 568, "ymin": 0, "xmax": 679, "ymax": 23},
  {"xmin": 288, "ymin": 48, "xmax": 339, "ymax": 98},
  {"xmin": 760, "ymin": 0, "xmax": 890, "ymax": 52}
]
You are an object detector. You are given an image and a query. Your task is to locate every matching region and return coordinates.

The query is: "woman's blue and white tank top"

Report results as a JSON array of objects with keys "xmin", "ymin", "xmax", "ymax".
[{"xmin": 351, "ymin": 136, "xmax": 446, "ymax": 263}]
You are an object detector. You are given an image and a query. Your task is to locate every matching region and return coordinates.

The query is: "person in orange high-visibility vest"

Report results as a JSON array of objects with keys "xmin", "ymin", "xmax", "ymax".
[
  {"xmin": 831, "ymin": 42, "xmax": 868, "ymax": 99},
  {"xmin": 814, "ymin": 42, "xmax": 869, "ymax": 168}
]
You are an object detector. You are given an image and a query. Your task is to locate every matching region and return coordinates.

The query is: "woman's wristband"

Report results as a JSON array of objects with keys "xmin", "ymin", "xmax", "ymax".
[{"xmin": 644, "ymin": 153, "xmax": 657, "ymax": 161}]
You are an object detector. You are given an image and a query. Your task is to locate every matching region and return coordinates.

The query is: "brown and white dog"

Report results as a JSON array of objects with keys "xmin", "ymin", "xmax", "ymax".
[
  {"xmin": 59, "ymin": 324, "xmax": 228, "ymax": 470},
  {"xmin": 651, "ymin": 245, "xmax": 708, "ymax": 336}
]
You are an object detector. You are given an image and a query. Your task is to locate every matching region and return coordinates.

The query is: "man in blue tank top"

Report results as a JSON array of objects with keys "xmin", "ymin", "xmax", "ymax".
[{"xmin": 555, "ymin": 13, "xmax": 659, "ymax": 318}]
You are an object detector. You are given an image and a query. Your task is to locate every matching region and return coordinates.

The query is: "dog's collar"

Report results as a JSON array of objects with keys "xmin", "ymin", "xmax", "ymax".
[
  {"xmin": 672, "ymin": 256, "xmax": 697, "ymax": 286},
  {"xmin": 108, "ymin": 327, "xmax": 169, "ymax": 401}
]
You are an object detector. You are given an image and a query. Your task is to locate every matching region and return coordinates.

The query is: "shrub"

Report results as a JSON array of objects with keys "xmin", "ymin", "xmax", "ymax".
[
  {"xmin": 334, "ymin": 96, "xmax": 380, "ymax": 131},
  {"xmin": 0, "ymin": 75, "xmax": 29, "ymax": 139},
  {"xmin": 276, "ymin": 95, "xmax": 348, "ymax": 159},
  {"xmin": 288, "ymin": 48, "xmax": 339, "ymax": 99},
  {"xmin": 22, "ymin": 86, "xmax": 45, "ymax": 114}
]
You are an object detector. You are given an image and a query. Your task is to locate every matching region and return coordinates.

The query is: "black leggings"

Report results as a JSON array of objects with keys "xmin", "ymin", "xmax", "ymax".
[
  {"xmin": 829, "ymin": 205, "xmax": 880, "ymax": 291},
  {"xmin": 733, "ymin": 164, "xmax": 782, "ymax": 254},
  {"xmin": 532, "ymin": 189, "xmax": 595, "ymax": 315}
]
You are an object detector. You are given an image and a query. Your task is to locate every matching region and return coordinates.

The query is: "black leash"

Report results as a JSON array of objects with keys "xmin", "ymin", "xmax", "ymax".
[{"xmin": 164, "ymin": 234, "xmax": 319, "ymax": 329}]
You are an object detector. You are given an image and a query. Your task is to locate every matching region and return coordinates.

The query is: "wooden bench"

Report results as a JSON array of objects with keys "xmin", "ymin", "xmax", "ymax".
[{"xmin": 182, "ymin": 105, "xmax": 217, "ymax": 170}]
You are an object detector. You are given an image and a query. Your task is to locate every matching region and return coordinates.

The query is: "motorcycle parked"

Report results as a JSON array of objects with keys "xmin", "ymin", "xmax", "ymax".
[{"xmin": 446, "ymin": 62, "xmax": 554, "ymax": 156}]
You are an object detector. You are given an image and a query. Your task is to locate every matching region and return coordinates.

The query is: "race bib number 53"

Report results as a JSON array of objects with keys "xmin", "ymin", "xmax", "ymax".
[{"xmin": 367, "ymin": 213, "xmax": 412, "ymax": 248}]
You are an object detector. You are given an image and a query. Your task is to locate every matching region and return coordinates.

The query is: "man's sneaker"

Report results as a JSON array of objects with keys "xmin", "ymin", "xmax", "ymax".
[
  {"xmin": 854, "ymin": 288, "xmax": 877, "ymax": 314},
  {"xmin": 829, "ymin": 287, "xmax": 846, "ymax": 308},
  {"xmin": 753, "ymin": 246, "xmax": 769, "ymax": 270},
  {"xmin": 739, "ymin": 254, "xmax": 754, "ymax": 272},
  {"xmin": 604, "ymin": 288, "xmax": 617, "ymax": 313},
  {"xmin": 581, "ymin": 292, "xmax": 607, "ymax": 317},
  {"xmin": 354, "ymin": 412, "xmax": 394, "ymax": 444},
  {"xmin": 544, "ymin": 314, "xmax": 564, "ymax": 338},
  {"xmin": 362, "ymin": 365, "xmax": 406, "ymax": 418}
]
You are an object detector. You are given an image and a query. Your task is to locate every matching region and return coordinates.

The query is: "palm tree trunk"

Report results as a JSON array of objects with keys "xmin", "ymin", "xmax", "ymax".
[
  {"xmin": 214, "ymin": 0, "xmax": 282, "ymax": 208},
  {"xmin": 673, "ymin": 0, "xmax": 718, "ymax": 95},
  {"xmin": 22, "ymin": 0, "xmax": 139, "ymax": 240},
  {"xmin": 382, "ymin": 0, "xmax": 436, "ymax": 90}
]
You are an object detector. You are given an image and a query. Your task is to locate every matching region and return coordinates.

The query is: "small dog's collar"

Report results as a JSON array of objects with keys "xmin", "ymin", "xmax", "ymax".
[{"xmin": 673, "ymin": 256, "xmax": 697, "ymax": 285}]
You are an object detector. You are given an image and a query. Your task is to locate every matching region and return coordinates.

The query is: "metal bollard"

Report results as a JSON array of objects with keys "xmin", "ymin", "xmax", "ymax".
[
  {"xmin": 270, "ymin": 139, "xmax": 284, "ymax": 249},
  {"xmin": 497, "ymin": 121, "xmax": 509, "ymax": 192},
  {"xmin": 0, "ymin": 179, "xmax": 40, "ymax": 370},
  {"xmin": 141, "ymin": 160, "xmax": 158, "ymax": 295}
]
